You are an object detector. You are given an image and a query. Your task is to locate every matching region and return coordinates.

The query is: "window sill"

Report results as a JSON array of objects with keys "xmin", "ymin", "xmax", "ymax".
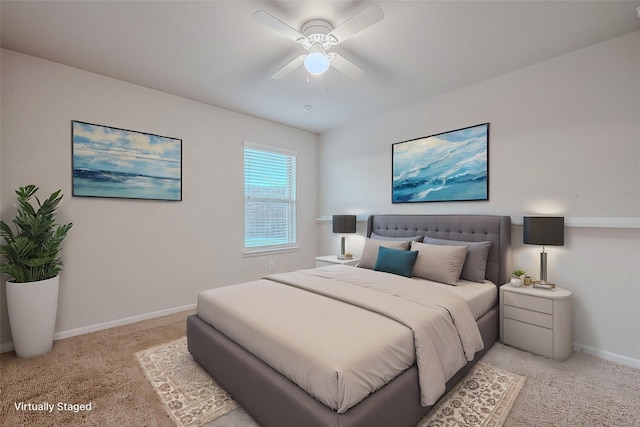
[{"xmin": 242, "ymin": 246, "xmax": 300, "ymax": 257}]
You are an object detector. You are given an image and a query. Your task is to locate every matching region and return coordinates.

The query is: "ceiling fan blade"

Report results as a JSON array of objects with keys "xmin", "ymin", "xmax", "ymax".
[
  {"xmin": 327, "ymin": 4, "xmax": 384, "ymax": 44},
  {"xmin": 253, "ymin": 10, "xmax": 305, "ymax": 43},
  {"xmin": 271, "ymin": 55, "xmax": 305, "ymax": 79},
  {"xmin": 329, "ymin": 53, "xmax": 364, "ymax": 80}
]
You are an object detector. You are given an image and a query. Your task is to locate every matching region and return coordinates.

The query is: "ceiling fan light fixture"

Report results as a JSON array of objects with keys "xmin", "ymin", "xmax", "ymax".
[
  {"xmin": 304, "ymin": 51, "xmax": 330, "ymax": 76},
  {"xmin": 254, "ymin": 4, "xmax": 383, "ymax": 80}
]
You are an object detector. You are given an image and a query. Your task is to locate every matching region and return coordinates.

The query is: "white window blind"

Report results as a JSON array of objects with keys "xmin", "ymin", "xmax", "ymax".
[{"xmin": 244, "ymin": 142, "xmax": 297, "ymax": 251}]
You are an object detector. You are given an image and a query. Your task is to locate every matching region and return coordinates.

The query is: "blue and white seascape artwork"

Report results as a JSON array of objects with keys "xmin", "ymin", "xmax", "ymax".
[
  {"xmin": 72, "ymin": 121, "xmax": 182, "ymax": 201},
  {"xmin": 392, "ymin": 123, "xmax": 489, "ymax": 203}
]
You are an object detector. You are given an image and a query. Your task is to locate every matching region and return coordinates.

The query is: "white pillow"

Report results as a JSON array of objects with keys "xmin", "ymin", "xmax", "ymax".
[
  {"xmin": 410, "ymin": 241, "xmax": 468, "ymax": 286},
  {"xmin": 357, "ymin": 238, "xmax": 411, "ymax": 269}
]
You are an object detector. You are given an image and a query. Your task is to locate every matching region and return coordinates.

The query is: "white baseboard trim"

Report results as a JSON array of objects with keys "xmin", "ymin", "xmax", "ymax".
[
  {"xmin": 0, "ymin": 303, "xmax": 196, "ymax": 354},
  {"xmin": 1, "ymin": 342, "xmax": 13, "ymax": 353},
  {"xmin": 573, "ymin": 342, "xmax": 640, "ymax": 369}
]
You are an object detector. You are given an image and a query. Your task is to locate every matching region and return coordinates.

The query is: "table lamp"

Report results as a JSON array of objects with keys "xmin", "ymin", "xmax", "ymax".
[
  {"xmin": 523, "ymin": 216, "xmax": 564, "ymax": 287},
  {"xmin": 332, "ymin": 215, "xmax": 356, "ymax": 259}
]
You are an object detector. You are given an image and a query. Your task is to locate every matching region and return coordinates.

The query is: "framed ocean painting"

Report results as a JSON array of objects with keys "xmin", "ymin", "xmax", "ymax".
[
  {"xmin": 72, "ymin": 121, "xmax": 182, "ymax": 201},
  {"xmin": 392, "ymin": 123, "xmax": 489, "ymax": 203}
]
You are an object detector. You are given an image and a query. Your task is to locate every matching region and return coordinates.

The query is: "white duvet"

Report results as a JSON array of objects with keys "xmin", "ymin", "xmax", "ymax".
[{"xmin": 197, "ymin": 265, "xmax": 484, "ymax": 413}]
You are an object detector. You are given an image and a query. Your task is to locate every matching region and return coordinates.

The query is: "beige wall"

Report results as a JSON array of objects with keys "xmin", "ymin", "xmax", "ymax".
[
  {"xmin": 0, "ymin": 49, "xmax": 319, "ymax": 347},
  {"xmin": 318, "ymin": 32, "xmax": 640, "ymax": 363}
]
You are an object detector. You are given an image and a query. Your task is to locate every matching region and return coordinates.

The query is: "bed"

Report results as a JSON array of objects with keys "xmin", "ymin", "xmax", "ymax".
[{"xmin": 187, "ymin": 214, "xmax": 511, "ymax": 427}]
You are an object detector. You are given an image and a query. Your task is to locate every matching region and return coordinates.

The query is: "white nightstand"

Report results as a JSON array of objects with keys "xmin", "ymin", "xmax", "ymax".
[
  {"xmin": 315, "ymin": 255, "xmax": 359, "ymax": 268},
  {"xmin": 500, "ymin": 284, "xmax": 573, "ymax": 360}
]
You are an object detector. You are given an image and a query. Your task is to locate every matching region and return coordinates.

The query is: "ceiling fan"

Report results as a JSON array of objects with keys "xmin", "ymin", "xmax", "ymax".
[{"xmin": 252, "ymin": 4, "xmax": 384, "ymax": 80}]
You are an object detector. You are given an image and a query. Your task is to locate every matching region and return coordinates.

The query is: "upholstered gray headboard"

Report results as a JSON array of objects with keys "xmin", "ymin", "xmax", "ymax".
[{"xmin": 366, "ymin": 214, "xmax": 512, "ymax": 286}]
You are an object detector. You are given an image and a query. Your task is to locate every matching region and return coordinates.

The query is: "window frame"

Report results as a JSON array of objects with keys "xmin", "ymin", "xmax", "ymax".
[{"xmin": 242, "ymin": 141, "xmax": 298, "ymax": 256}]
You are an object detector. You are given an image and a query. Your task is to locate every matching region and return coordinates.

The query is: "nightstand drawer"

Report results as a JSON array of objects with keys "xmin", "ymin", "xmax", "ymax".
[
  {"xmin": 500, "ymin": 284, "xmax": 572, "ymax": 360},
  {"xmin": 503, "ymin": 305, "xmax": 553, "ymax": 329},
  {"xmin": 503, "ymin": 291, "xmax": 553, "ymax": 314},
  {"xmin": 504, "ymin": 318, "xmax": 553, "ymax": 358}
]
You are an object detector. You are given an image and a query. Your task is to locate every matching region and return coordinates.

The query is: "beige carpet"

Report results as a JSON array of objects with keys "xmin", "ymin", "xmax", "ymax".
[
  {"xmin": 137, "ymin": 337, "xmax": 524, "ymax": 427},
  {"xmin": 482, "ymin": 343, "xmax": 640, "ymax": 427},
  {"xmin": 0, "ymin": 311, "xmax": 190, "ymax": 427},
  {"xmin": 2, "ymin": 310, "xmax": 640, "ymax": 426}
]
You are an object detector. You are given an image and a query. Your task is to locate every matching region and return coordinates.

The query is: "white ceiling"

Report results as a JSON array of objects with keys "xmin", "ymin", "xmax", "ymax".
[{"xmin": 2, "ymin": 1, "xmax": 639, "ymax": 133}]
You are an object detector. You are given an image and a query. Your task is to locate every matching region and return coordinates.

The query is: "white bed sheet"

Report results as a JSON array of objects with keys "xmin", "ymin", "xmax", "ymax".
[{"xmin": 412, "ymin": 278, "xmax": 497, "ymax": 320}]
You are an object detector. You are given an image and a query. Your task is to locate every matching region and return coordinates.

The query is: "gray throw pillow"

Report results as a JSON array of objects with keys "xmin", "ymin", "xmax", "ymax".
[{"xmin": 370, "ymin": 233, "xmax": 423, "ymax": 242}]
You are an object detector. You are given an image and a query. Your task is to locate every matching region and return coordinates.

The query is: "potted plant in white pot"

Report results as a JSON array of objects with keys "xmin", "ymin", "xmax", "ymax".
[
  {"xmin": 0, "ymin": 185, "xmax": 72, "ymax": 358},
  {"xmin": 510, "ymin": 269, "xmax": 525, "ymax": 288}
]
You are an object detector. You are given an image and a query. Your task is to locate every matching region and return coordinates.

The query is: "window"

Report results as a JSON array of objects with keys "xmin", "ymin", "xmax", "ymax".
[{"xmin": 244, "ymin": 142, "xmax": 297, "ymax": 252}]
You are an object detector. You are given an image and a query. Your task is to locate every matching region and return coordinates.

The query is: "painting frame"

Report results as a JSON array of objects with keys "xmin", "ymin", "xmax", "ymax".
[
  {"xmin": 72, "ymin": 121, "xmax": 182, "ymax": 201},
  {"xmin": 392, "ymin": 123, "xmax": 489, "ymax": 203}
]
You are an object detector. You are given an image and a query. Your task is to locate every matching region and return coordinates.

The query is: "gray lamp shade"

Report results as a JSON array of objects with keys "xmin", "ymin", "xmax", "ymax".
[
  {"xmin": 332, "ymin": 215, "xmax": 356, "ymax": 234},
  {"xmin": 523, "ymin": 217, "xmax": 565, "ymax": 246}
]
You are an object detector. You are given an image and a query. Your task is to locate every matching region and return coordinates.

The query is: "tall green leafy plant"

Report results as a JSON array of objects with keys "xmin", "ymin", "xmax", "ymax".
[{"xmin": 0, "ymin": 185, "xmax": 73, "ymax": 283}]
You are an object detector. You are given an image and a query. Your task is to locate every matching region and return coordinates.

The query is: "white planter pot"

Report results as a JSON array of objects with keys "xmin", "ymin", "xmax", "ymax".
[
  {"xmin": 510, "ymin": 277, "xmax": 522, "ymax": 287},
  {"xmin": 6, "ymin": 276, "xmax": 59, "ymax": 358}
]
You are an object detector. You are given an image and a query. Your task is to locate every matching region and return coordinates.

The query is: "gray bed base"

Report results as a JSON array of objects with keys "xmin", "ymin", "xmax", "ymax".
[{"xmin": 187, "ymin": 214, "xmax": 511, "ymax": 427}]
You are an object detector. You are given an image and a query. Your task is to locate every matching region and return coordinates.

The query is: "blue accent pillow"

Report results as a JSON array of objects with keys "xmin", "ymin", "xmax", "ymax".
[{"xmin": 373, "ymin": 246, "xmax": 419, "ymax": 278}]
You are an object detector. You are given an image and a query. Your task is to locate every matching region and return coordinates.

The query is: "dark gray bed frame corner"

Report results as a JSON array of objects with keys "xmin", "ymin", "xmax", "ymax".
[{"xmin": 187, "ymin": 214, "xmax": 512, "ymax": 427}]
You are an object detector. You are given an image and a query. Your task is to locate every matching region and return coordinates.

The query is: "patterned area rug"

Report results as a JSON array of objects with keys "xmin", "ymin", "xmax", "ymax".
[
  {"xmin": 418, "ymin": 361, "xmax": 525, "ymax": 426},
  {"xmin": 136, "ymin": 337, "xmax": 238, "ymax": 426},
  {"xmin": 136, "ymin": 337, "xmax": 525, "ymax": 427}
]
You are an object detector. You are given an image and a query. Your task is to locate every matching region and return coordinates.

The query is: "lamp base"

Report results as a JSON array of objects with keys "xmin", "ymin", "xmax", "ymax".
[
  {"xmin": 532, "ymin": 280, "xmax": 556, "ymax": 290},
  {"xmin": 539, "ymin": 250, "xmax": 548, "ymax": 283}
]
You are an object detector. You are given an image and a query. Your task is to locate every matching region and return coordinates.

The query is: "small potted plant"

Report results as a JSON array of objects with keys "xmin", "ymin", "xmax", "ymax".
[
  {"xmin": 511, "ymin": 269, "xmax": 525, "ymax": 287},
  {"xmin": 0, "ymin": 185, "xmax": 73, "ymax": 358}
]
